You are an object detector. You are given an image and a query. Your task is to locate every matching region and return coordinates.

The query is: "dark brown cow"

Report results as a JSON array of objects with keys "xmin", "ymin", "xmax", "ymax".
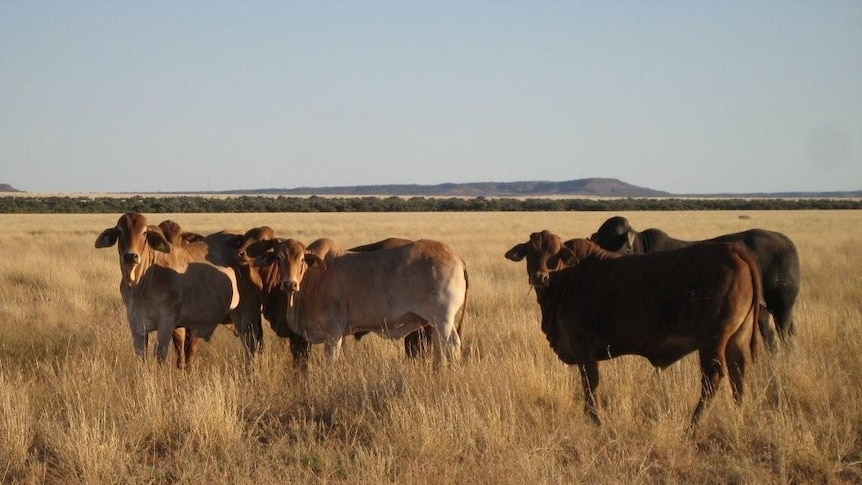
[
  {"xmin": 96, "ymin": 213, "xmax": 243, "ymax": 365},
  {"xmin": 507, "ymin": 234, "xmax": 761, "ymax": 430},
  {"xmin": 156, "ymin": 221, "xmax": 249, "ymax": 368},
  {"xmin": 156, "ymin": 220, "xmax": 203, "ymax": 369},
  {"xmin": 590, "ymin": 216, "xmax": 800, "ymax": 348},
  {"xmin": 247, "ymin": 237, "xmax": 467, "ymax": 368}
]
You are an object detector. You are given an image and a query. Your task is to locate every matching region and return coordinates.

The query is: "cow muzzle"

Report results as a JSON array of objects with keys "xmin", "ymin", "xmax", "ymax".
[
  {"xmin": 122, "ymin": 252, "xmax": 142, "ymax": 286},
  {"xmin": 281, "ymin": 280, "xmax": 300, "ymax": 307},
  {"xmin": 529, "ymin": 272, "xmax": 550, "ymax": 288}
]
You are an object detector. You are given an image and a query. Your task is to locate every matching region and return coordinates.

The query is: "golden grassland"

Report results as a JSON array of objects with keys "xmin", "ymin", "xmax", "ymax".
[{"xmin": 1, "ymin": 210, "xmax": 860, "ymax": 484}]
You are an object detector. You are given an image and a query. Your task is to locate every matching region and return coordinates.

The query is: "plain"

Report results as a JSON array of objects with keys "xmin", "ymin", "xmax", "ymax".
[{"xmin": 0, "ymin": 210, "xmax": 860, "ymax": 484}]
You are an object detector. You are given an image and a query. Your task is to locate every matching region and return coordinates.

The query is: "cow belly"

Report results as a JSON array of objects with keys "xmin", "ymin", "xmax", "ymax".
[
  {"xmin": 639, "ymin": 336, "xmax": 698, "ymax": 368},
  {"xmin": 359, "ymin": 312, "xmax": 428, "ymax": 340}
]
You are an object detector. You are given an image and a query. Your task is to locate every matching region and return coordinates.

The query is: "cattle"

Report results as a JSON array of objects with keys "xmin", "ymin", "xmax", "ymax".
[
  {"xmin": 156, "ymin": 220, "xmax": 203, "ymax": 369},
  {"xmin": 348, "ymin": 237, "xmax": 435, "ymax": 358},
  {"xmin": 233, "ymin": 226, "xmax": 311, "ymax": 369},
  {"xmin": 95, "ymin": 213, "xmax": 243, "ymax": 366},
  {"xmin": 591, "ymin": 216, "xmax": 800, "ymax": 348},
  {"xmin": 246, "ymin": 237, "xmax": 467, "ymax": 368},
  {"xmin": 507, "ymin": 234, "xmax": 762, "ymax": 430}
]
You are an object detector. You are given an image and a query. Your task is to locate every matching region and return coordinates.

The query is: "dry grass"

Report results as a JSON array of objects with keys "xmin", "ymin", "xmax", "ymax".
[{"xmin": 0, "ymin": 211, "xmax": 860, "ymax": 484}]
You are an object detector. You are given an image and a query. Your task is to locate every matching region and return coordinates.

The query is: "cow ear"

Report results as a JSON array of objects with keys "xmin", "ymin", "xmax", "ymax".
[
  {"xmin": 254, "ymin": 251, "xmax": 277, "ymax": 267},
  {"xmin": 95, "ymin": 228, "xmax": 120, "ymax": 248},
  {"xmin": 181, "ymin": 232, "xmax": 205, "ymax": 244},
  {"xmin": 305, "ymin": 253, "xmax": 326, "ymax": 271},
  {"xmin": 146, "ymin": 226, "xmax": 171, "ymax": 253},
  {"xmin": 504, "ymin": 244, "xmax": 527, "ymax": 261},
  {"xmin": 559, "ymin": 247, "xmax": 579, "ymax": 266},
  {"xmin": 246, "ymin": 239, "xmax": 276, "ymax": 258}
]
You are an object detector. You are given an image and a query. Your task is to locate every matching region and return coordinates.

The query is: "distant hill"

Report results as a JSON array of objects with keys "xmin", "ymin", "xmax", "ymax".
[
  {"xmin": 230, "ymin": 178, "xmax": 671, "ymax": 197},
  {"xmin": 0, "ymin": 183, "xmax": 21, "ymax": 193}
]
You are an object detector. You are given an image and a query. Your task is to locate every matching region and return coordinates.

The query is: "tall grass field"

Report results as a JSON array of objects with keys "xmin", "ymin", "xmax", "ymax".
[{"xmin": 1, "ymin": 211, "xmax": 860, "ymax": 484}]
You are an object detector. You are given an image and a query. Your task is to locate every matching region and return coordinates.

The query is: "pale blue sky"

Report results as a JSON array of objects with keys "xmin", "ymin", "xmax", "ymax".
[{"xmin": 1, "ymin": 1, "xmax": 860, "ymax": 194}]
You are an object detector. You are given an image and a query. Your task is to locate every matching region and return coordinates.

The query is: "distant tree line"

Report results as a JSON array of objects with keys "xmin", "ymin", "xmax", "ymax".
[{"xmin": 0, "ymin": 195, "xmax": 859, "ymax": 214}]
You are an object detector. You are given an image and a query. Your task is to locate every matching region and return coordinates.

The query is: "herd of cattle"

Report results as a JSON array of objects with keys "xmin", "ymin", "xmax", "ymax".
[{"xmin": 95, "ymin": 212, "xmax": 800, "ymax": 430}]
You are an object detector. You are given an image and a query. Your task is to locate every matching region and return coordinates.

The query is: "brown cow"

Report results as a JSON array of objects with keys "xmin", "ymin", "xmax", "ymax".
[
  {"xmin": 247, "ymin": 237, "xmax": 467, "ymax": 368},
  {"xmin": 507, "ymin": 235, "xmax": 761, "ymax": 430},
  {"xmin": 233, "ymin": 226, "xmax": 311, "ymax": 369},
  {"xmin": 590, "ymin": 216, "xmax": 800, "ymax": 348},
  {"xmin": 156, "ymin": 220, "xmax": 203, "ymax": 369},
  {"xmin": 156, "ymin": 220, "xmax": 248, "ymax": 369},
  {"xmin": 96, "ymin": 213, "xmax": 243, "ymax": 365}
]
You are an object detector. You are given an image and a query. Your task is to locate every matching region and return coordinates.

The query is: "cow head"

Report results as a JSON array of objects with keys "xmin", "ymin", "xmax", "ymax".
[
  {"xmin": 590, "ymin": 216, "xmax": 635, "ymax": 253},
  {"xmin": 159, "ymin": 219, "xmax": 204, "ymax": 246},
  {"xmin": 505, "ymin": 230, "xmax": 577, "ymax": 289},
  {"xmin": 235, "ymin": 226, "xmax": 276, "ymax": 265},
  {"xmin": 245, "ymin": 238, "xmax": 324, "ymax": 307},
  {"xmin": 95, "ymin": 212, "xmax": 171, "ymax": 286}
]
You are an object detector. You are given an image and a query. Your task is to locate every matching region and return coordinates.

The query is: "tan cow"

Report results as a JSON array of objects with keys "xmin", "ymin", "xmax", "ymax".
[
  {"xmin": 247, "ymin": 237, "xmax": 467, "ymax": 368},
  {"xmin": 349, "ymin": 237, "xmax": 434, "ymax": 358},
  {"xmin": 96, "ymin": 213, "xmax": 241, "ymax": 364}
]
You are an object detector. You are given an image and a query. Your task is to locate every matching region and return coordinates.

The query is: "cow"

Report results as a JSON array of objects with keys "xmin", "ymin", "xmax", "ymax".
[
  {"xmin": 233, "ymin": 225, "xmax": 312, "ymax": 370},
  {"xmin": 246, "ymin": 237, "xmax": 467, "ymax": 368},
  {"xmin": 156, "ymin": 220, "xmax": 204, "ymax": 369},
  {"xmin": 507, "ymin": 234, "xmax": 762, "ymax": 430},
  {"xmin": 348, "ymin": 237, "xmax": 434, "ymax": 358},
  {"xmin": 95, "ymin": 212, "xmax": 244, "ymax": 366},
  {"xmin": 590, "ymin": 216, "xmax": 800, "ymax": 348}
]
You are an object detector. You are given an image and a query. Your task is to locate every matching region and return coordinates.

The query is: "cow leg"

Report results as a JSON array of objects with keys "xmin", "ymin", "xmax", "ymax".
[
  {"xmin": 132, "ymin": 332, "xmax": 148, "ymax": 360},
  {"xmin": 770, "ymin": 303, "xmax": 796, "ymax": 345},
  {"xmin": 691, "ymin": 350, "xmax": 725, "ymax": 431},
  {"xmin": 445, "ymin": 324, "xmax": 462, "ymax": 363},
  {"xmin": 154, "ymin": 326, "xmax": 174, "ymax": 365},
  {"xmin": 578, "ymin": 359, "xmax": 602, "ymax": 426},
  {"xmin": 758, "ymin": 306, "xmax": 778, "ymax": 353},
  {"xmin": 289, "ymin": 335, "xmax": 311, "ymax": 371},
  {"xmin": 430, "ymin": 326, "xmax": 445, "ymax": 370},
  {"xmin": 404, "ymin": 328, "xmax": 429, "ymax": 358},
  {"xmin": 185, "ymin": 330, "xmax": 201, "ymax": 368},
  {"xmin": 239, "ymin": 316, "xmax": 264, "ymax": 361},
  {"xmin": 725, "ymin": 343, "xmax": 748, "ymax": 405},
  {"xmin": 428, "ymin": 321, "xmax": 460, "ymax": 369},
  {"xmin": 172, "ymin": 328, "xmax": 187, "ymax": 369},
  {"xmin": 325, "ymin": 337, "xmax": 343, "ymax": 361}
]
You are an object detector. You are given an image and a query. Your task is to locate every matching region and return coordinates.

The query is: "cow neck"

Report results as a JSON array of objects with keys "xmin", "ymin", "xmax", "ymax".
[
  {"xmin": 258, "ymin": 261, "xmax": 282, "ymax": 294},
  {"xmin": 125, "ymin": 243, "xmax": 191, "ymax": 288},
  {"xmin": 282, "ymin": 254, "xmax": 331, "ymax": 337}
]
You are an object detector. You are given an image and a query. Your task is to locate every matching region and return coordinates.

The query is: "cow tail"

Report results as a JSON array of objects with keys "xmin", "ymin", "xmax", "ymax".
[
  {"xmin": 738, "ymin": 246, "xmax": 764, "ymax": 362},
  {"xmin": 456, "ymin": 260, "xmax": 469, "ymax": 337}
]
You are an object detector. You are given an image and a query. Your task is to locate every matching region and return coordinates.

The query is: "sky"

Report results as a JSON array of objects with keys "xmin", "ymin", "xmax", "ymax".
[{"xmin": 1, "ymin": 1, "xmax": 860, "ymax": 194}]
